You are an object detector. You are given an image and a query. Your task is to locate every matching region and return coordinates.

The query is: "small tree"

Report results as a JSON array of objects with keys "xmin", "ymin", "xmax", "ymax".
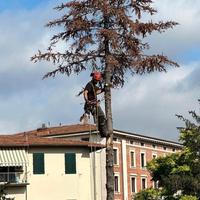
[
  {"xmin": 31, "ymin": 1, "xmax": 178, "ymax": 199},
  {"xmin": 146, "ymin": 100, "xmax": 200, "ymax": 199}
]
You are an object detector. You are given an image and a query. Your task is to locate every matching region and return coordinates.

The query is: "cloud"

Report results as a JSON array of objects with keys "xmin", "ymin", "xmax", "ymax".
[
  {"xmin": 144, "ymin": 0, "xmax": 200, "ymax": 61},
  {"xmin": 0, "ymin": 1, "xmax": 84, "ymax": 133},
  {"xmin": 112, "ymin": 63, "xmax": 200, "ymax": 141}
]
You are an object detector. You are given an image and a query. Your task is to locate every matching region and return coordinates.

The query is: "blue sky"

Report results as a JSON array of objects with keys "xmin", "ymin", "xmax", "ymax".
[
  {"xmin": 0, "ymin": 0, "xmax": 199, "ymax": 141},
  {"xmin": 0, "ymin": 0, "xmax": 49, "ymax": 11}
]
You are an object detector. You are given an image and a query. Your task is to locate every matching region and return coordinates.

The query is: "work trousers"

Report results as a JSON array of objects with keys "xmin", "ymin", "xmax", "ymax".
[{"xmin": 84, "ymin": 103, "xmax": 107, "ymax": 137}]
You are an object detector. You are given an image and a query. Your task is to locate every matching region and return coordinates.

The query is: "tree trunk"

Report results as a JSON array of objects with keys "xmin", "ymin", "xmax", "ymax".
[
  {"xmin": 104, "ymin": 10, "xmax": 114, "ymax": 199},
  {"xmin": 105, "ymin": 69, "xmax": 114, "ymax": 200}
]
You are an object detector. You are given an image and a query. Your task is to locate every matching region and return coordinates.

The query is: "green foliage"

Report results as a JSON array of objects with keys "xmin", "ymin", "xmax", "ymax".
[
  {"xmin": 147, "ymin": 100, "xmax": 200, "ymax": 198},
  {"xmin": 134, "ymin": 188, "xmax": 162, "ymax": 200},
  {"xmin": 179, "ymin": 195, "xmax": 198, "ymax": 200},
  {"xmin": 134, "ymin": 188, "xmax": 199, "ymax": 200}
]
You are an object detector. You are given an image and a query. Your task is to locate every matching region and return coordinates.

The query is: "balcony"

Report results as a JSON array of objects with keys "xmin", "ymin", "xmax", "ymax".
[{"xmin": 0, "ymin": 172, "xmax": 28, "ymax": 186}]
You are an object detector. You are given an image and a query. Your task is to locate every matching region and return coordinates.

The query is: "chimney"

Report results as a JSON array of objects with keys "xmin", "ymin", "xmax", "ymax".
[{"xmin": 37, "ymin": 123, "xmax": 47, "ymax": 131}]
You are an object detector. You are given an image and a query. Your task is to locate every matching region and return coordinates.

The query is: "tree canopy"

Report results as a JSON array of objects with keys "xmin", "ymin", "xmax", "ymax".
[
  {"xmin": 31, "ymin": 0, "xmax": 178, "ymax": 87},
  {"xmin": 145, "ymin": 100, "xmax": 200, "ymax": 199}
]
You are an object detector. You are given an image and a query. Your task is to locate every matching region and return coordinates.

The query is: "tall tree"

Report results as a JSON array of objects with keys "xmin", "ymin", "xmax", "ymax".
[{"xmin": 32, "ymin": 1, "xmax": 178, "ymax": 199}]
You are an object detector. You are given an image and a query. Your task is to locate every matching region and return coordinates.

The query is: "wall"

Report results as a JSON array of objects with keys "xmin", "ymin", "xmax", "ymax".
[{"xmin": 26, "ymin": 147, "xmax": 102, "ymax": 200}]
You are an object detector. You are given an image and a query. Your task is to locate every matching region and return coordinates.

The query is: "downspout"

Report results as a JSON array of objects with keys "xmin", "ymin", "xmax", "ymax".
[
  {"xmin": 122, "ymin": 139, "xmax": 128, "ymax": 200},
  {"xmin": 25, "ymin": 164, "xmax": 28, "ymax": 200},
  {"xmin": 93, "ymin": 151, "xmax": 97, "ymax": 200}
]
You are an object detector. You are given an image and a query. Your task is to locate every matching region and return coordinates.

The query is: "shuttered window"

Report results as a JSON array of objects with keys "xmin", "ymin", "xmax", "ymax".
[
  {"xmin": 131, "ymin": 176, "xmax": 136, "ymax": 193},
  {"xmin": 130, "ymin": 151, "xmax": 135, "ymax": 167},
  {"xmin": 141, "ymin": 153, "xmax": 146, "ymax": 168},
  {"xmin": 33, "ymin": 153, "xmax": 45, "ymax": 174},
  {"xmin": 114, "ymin": 175, "xmax": 120, "ymax": 193},
  {"xmin": 113, "ymin": 149, "xmax": 118, "ymax": 165},
  {"xmin": 65, "ymin": 153, "xmax": 76, "ymax": 174}
]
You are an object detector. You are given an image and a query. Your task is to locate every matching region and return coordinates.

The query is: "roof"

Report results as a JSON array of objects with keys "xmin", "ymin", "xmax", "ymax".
[
  {"xmin": 15, "ymin": 124, "xmax": 97, "ymax": 137},
  {"xmin": 113, "ymin": 129, "xmax": 182, "ymax": 148},
  {"xmin": 6, "ymin": 123, "xmax": 181, "ymax": 148},
  {"xmin": 0, "ymin": 134, "xmax": 104, "ymax": 149}
]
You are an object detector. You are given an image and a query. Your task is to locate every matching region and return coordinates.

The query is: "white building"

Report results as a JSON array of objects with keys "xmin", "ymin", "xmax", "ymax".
[{"xmin": 0, "ymin": 133, "xmax": 105, "ymax": 200}]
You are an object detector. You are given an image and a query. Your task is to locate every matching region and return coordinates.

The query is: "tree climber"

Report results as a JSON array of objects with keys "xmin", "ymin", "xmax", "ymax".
[{"xmin": 80, "ymin": 71, "xmax": 107, "ymax": 137}]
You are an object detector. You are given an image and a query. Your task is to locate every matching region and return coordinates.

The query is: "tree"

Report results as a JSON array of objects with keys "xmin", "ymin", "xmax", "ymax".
[
  {"xmin": 134, "ymin": 188, "xmax": 162, "ymax": 200},
  {"xmin": 31, "ymin": 1, "xmax": 178, "ymax": 199},
  {"xmin": 147, "ymin": 100, "xmax": 200, "ymax": 199}
]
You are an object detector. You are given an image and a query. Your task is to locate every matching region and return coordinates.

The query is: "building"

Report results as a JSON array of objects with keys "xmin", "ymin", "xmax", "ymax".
[
  {"xmin": 0, "ymin": 133, "xmax": 105, "ymax": 200},
  {"xmin": 0, "ymin": 124, "xmax": 182, "ymax": 200},
  {"xmin": 25, "ymin": 124, "xmax": 181, "ymax": 200}
]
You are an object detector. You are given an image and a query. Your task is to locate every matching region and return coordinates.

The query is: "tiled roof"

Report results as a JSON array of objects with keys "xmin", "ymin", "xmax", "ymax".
[
  {"xmin": 114, "ymin": 129, "xmax": 182, "ymax": 147},
  {"xmin": 0, "ymin": 134, "xmax": 104, "ymax": 149},
  {"xmin": 15, "ymin": 124, "xmax": 97, "ymax": 137},
  {"xmin": 5, "ymin": 123, "xmax": 181, "ymax": 148},
  {"xmin": 0, "ymin": 135, "xmax": 28, "ymax": 147}
]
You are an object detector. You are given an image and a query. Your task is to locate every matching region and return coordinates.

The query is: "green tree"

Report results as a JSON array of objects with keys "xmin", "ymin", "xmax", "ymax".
[
  {"xmin": 180, "ymin": 195, "xmax": 198, "ymax": 200},
  {"xmin": 134, "ymin": 188, "xmax": 162, "ymax": 200},
  {"xmin": 31, "ymin": 1, "xmax": 178, "ymax": 199},
  {"xmin": 147, "ymin": 100, "xmax": 200, "ymax": 199}
]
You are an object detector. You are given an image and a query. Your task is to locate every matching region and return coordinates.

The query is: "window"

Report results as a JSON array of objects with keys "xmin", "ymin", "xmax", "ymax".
[
  {"xmin": 140, "ymin": 152, "xmax": 146, "ymax": 168},
  {"xmin": 114, "ymin": 175, "xmax": 120, "ymax": 193},
  {"xmin": 81, "ymin": 137, "xmax": 89, "ymax": 141},
  {"xmin": 130, "ymin": 151, "xmax": 135, "ymax": 168},
  {"xmin": 113, "ymin": 148, "xmax": 118, "ymax": 165},
  {"xmin": 152, "ymin": 154, "xmax": 157, "ymax": 159},
  {"xmin": 163, "ymin": 146, "xmax": 167, "ymax": 150},
  {"xmin": 141, "ymin": 177, "xmax": 147, "ymax": 190},
  {"xmin": 153, "ymin": 181, "xmax": 159, "ymax": 189},
  {"xmin": 0, "ymin": 166, "xmax": 23, "ymax": 183},
  {"xmin": 130, "ymin": 176, "xmax": 137, "ymax": 193},
  {"xmin": 141, "ymin": 142, "xmax": 145, "ymax": 147},
  {"xmin": 65, "ymin": 153, "xmax": 76, "ymax": 174},
  {"xmin": 33, "ymin": 153, "xmax": 45, "ymax": 174},
  {"xmin": 130, "ymin": 140, "xmax": 134, "ymax": 145},
  {"xmin": 152, "ymin": 144, "xmax": 157, "ymax": 149}
]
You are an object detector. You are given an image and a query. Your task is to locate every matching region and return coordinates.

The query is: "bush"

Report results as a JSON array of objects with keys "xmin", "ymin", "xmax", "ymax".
[
  {"xmin": 179, "ymin": 195, "xmax": 198, "ymax": 200},
  {"xmin": 134, "ymin": 188, "xmax": 162, "ymax": 200}
]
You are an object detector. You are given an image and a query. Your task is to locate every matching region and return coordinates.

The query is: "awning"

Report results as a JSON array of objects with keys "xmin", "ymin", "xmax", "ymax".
[{"xmin": 0, "ymin": 148, "xmax": 28, "ymax": 166}]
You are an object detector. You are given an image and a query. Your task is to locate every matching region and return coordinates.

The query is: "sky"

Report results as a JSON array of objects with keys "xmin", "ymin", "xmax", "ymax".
[{"xmin": 0, "ymin": 0, "xmax": 199, "ymax": 142}]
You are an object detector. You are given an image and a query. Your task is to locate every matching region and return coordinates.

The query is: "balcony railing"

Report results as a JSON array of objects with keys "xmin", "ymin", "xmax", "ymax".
[{"xmin": 0, "ymin": 172, "xmax": 27, "ymax": 184}]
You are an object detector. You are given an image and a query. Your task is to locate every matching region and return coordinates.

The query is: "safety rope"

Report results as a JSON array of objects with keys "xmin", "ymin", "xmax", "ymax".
[{"xmin": 90, "ymin": 81, "xmax": 100, "ymax": 137}]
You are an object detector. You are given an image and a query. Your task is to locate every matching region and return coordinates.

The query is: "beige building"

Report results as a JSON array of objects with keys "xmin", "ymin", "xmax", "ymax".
[{"xmin": 0, "ymin": 134, "xmax": 105, "ymax": 200}]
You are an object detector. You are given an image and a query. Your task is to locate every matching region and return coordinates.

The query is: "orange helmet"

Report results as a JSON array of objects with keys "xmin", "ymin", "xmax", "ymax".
[{"xmin": 92, "ymin": 71, "xmax": 102, "ymax": 81}]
